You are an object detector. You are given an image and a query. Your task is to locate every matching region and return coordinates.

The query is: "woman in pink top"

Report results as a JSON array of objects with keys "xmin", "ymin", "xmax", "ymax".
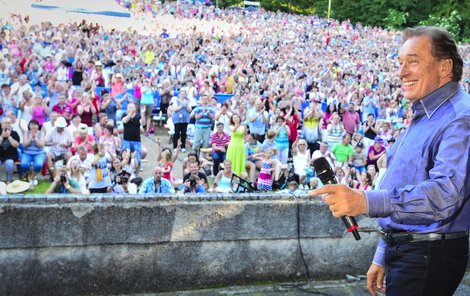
[{"xmin": 31, "ymin": 96, "xmax": 49, "ymax": 126}]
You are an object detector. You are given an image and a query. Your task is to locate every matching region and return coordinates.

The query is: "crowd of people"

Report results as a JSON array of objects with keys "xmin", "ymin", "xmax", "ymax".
[{"xmin": 0, "ymin": 1, "xmax": 469, "ymax": 194}]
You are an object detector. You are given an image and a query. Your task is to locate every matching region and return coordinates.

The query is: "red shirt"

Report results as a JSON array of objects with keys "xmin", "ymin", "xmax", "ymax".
[
  {"xmin": 52, "ymin": 103, "xmax": 73, "ymax": 119},
  {"xmin": 286, "ymin": 113, "xmax": 299, "ymax": 142}
]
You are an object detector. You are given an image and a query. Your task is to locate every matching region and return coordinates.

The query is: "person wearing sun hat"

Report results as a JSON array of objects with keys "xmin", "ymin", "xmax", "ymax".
[
  {"xmin": 366, "ymin": 136, "xmax": 386, "ymax": 169},
  {"xmin": 45, "ymin": 116, "xmax": 73, "ymax": 176}
]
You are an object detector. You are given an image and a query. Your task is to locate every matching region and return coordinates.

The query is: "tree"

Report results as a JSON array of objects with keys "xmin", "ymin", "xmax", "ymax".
[{"xmin": 384, "ymin": 8, "xmax": 408, "ymax": 30}]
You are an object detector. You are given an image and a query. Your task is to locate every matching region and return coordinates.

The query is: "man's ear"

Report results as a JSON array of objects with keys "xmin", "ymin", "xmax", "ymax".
[{"xmin": 440, "ymin": 58, "xmax": 453, "ymax": 79}]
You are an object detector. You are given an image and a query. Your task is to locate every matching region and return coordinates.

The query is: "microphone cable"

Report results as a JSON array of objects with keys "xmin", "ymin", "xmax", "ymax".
[{"xmin": 280, "ymin": 191, "xmax": 329, "ymax": 295}]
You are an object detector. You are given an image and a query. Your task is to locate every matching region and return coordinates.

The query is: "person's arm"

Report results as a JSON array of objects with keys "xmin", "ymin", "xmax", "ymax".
[
  {"xmin": 46, "ymin": 176, "xmax": 61, "ymax": 194},
  {"xmin": 213, "ymin": 171, "xmax": 222, "ymax": 189},
  {"xmin": 121, "ymin": 112, "xmax": 132, "ymax": 124},
  {"xmin": 5, "ymin": 130, "xmax": 19, "ymax": 148},
  {"xmin": 36, "ymin": 131, "xmax": 46, "ymax": 148},
  {"xmin": 172, "ymin": 140, "xmax": 181, "ymax": 162},
  {"xmin": 370, "ymin": 123, "xmax": 380, "ymax": 134},
  {"xmin": 64, "ymin": 180, "xmax": 82, "ymax": 194},
  {"xmin": 368, "ymin": 149, "xmax": 385, "ymax": 161},
  {"xmin": 22, "ymin": 130, "xmax": 32, "ymax": 148},
  {"xmin": 284, "ymin": 124, "xmax": 291, "ymax": 137}
]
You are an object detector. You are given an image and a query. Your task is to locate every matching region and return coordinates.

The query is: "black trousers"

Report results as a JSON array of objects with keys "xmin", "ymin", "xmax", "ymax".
[
  {"xmin": 385, "ymin": 237, "xmax": 469, "ymax": 295},
  {"xmin": 173, "ymin": 123, "xmax": 188, "ymax": 149}
]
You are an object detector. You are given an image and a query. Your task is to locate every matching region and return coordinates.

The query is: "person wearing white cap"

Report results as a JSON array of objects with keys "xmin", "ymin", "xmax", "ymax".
[
  {"xmin": 91, "ymin": 60, "xmax": 106, "ymax": 87},
  {"xmin": 45, "ymin": 116, "xmax": 73, "ymax": 176}
]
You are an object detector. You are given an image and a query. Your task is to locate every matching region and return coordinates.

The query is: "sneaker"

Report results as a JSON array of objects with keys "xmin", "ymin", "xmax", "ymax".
[
  {"xmin": 28, "ymin": 180, "xmax": 35, "ymax": 190},
  {"xmin": 181, "ymin": 148, "xmax": 186, "ymax": 153},
  {"xmin": 33, "ymin": 178, "xmax": 38, "ymax": 186}
]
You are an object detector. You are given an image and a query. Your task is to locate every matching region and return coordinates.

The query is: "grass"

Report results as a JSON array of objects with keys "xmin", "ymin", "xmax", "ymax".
[{"xmin": 25, "ymin": 179, "xmax": 52, "ymax": 194}]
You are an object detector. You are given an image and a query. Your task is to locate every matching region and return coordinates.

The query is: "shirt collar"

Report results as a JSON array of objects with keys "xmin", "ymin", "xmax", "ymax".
[{"xmin": 412, "ymin": 81, "xmax": 461, "ymax": 120}]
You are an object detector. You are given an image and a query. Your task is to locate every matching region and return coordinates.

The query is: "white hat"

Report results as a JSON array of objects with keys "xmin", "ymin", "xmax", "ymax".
[
  {"xmin": 0, "ymin": 181, "xmax": 6, "ymax": 195},
  {"xmin": 6, "ymin": 180, "xmax": 30, "ymax": 194},
  {"xmin": 78, "ymin": 123, "xmax": 89, "ymax": 134},
  {"xmin": 115, "ymin": 73, "xmax": 122, "ymax": 78},
  {"xmin": 55, "ymin": 117, "xmax": 67, "ymax": 128},
  {"xmin": 95, "ymin": 61, "xmax": 103, "ymax": 66}
]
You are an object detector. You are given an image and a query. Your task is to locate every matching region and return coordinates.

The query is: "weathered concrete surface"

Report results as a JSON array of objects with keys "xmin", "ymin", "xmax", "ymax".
[{"xmin": 0, "ymin": 194, "xmax": 379, "ymax": 296}]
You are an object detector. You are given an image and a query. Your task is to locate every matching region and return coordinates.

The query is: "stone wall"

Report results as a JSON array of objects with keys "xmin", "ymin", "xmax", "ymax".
[{"xmin": 0, "ymin": 193, "xmax": 380, "ymax": 296}]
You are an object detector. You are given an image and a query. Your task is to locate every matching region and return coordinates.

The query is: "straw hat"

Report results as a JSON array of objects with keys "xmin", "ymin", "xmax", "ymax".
[
  {"xmin": 0, "ymin": 181, "xmax": 6, "ymax": 195},
  {"xmin": 6, "ymin": 180, "xmax": 30, "ymax": 194}
]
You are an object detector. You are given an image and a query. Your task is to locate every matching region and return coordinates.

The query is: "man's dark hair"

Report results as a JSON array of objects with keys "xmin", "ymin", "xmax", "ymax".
[{"xmin": 403, "ymin": 26, "xmax": 463, "ymax": 82}]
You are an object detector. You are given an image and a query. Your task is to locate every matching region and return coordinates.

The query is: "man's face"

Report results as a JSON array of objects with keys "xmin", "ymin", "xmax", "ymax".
[
  {"xmin": 2, "ymin": 119, "xmax": 12, "ymax": 129},
  {"xmin": 78, "ymin": 149, "xmax": 87, "ymax": 160},
  {"xmin": 58, "ymin": 95, "xmax": 66, "ymax": 105},
  {"xmin": 348, "ymin": 103, "xmax": 355, "ymax": 112},
  {"xmin": 153, "ymin": 168, "xmax": 163, "ymax": 182},
  {"xmin": 398, "ymin": 36, "xmax": 452, "ymax": 103},
  {"xmin": 189, "ymin": 163, "xmax": 199, "ymax": 174},
  {"xmin": 217, "ymin": 124, "xmax": 223, "ymax": 133}
]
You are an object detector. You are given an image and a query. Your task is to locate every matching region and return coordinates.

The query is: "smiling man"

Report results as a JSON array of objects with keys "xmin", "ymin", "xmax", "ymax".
[{"xmin": 311, "ymin": 26, "xmax": 470, "ymax": 296}]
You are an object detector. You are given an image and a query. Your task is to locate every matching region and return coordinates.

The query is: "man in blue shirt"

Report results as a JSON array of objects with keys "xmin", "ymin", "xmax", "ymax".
[
  {"xmin": 139, "ymin": 166, "xmax": 174, "ymax": 194},
  {"xmin": 180, "ymin": 175, "xmax": 206, "ymax": 194},
  {"xmin": 311, "ymin": 26, "xmax": 470, "ymax": 296},
  {"xmin": 191, "ymin": 96, "xmax": 215, "ymax": 151}
]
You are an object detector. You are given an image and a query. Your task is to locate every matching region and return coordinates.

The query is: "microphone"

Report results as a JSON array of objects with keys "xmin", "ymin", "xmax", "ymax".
[{"xmin": 312, "ymin": 157, "xmax": 361, "ymax": 241}]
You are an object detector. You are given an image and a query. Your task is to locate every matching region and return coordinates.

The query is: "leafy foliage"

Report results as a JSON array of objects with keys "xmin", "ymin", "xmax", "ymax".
[
  {"xmin": 211, "ymin": 0, "xmax": 470, "ymax": 41},
  {"xmin": 384, "ymin": 8, "xmax": 408, "ymax": 30}
]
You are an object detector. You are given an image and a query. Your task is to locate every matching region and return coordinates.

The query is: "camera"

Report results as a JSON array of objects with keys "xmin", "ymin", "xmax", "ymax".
[
  {"xmin": 60, "ymin": 173, "xmax": 67, "ymax": 183},
  {"xmin": 119, "ymin": 176, "xmax": 129, "ymax": 184},
  {"xmin": 188, "ymin": 175, "xmax": 198, "ymax": 188}
]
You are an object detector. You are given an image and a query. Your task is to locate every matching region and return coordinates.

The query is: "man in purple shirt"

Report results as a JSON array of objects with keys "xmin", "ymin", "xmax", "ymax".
[{"xmin": 311, "ymin": 27, "xmax": 470, "ymax": 296}]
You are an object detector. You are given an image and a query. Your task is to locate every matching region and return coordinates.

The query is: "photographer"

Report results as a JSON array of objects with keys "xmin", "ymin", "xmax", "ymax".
[
  {"xmin": 46, "ymin": 168, "xmax": 82, "ymax": 194},
  {"xmin": 180, "ymin": 175, "xmax": 206, "ymax": 194},
  {"xmin": 112, "ymin": 170, "xmax": 137, "ymax": 194}
]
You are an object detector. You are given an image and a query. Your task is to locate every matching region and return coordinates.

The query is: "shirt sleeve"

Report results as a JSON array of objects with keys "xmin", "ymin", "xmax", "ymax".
[
  {"xmin": 372, "ymin": 239, "xmax": 386, "ymax": 267},
  {"xmin": 367, "ymin": 118, "xmax": 470, "ymax": 224}
]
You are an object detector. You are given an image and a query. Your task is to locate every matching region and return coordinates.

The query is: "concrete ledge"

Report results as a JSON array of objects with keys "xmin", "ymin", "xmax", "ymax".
[{"xmin": 0, "ymin": 193, "xmax": 380, "ymax": 295}]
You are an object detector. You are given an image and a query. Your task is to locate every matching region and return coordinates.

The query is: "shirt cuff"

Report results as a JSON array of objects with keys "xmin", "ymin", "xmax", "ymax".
[
  {"xmin": 372, "ymin": 239, "xmax": 386, "ymax": 267},
  {"xmin": 365, "ymin": 189, "xmax": 390, "ymax": 217}
]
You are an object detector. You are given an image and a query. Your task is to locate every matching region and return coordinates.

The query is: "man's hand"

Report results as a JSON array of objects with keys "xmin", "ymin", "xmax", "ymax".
[
  {"xmin": 367, "ymin": 263, "xmax": 386, "ymax": 296},
  {"xmin": 309, "ymin": 184, "xmax": 367, "ymax": 217}
]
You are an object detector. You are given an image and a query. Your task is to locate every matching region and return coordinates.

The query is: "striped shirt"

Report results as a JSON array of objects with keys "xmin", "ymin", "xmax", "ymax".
[
  {"xmin": 46, "ymin": 128, "xmax": 73, "ymax": 156},
  {"xmin": 210, "ymin": 131, "xmax": 230, "ymax": 149},
  {"xmin": 193, "ymin": 105, "xmax": 215, "ymax": 128}
]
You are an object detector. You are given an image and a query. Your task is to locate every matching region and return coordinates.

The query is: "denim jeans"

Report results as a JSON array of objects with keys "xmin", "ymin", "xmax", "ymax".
[
  {"xmin": 0, "ymin": 159, "xmax": 15, "ymax": 182},
  {"xmin": 212, "ymin": 151, "xmax": 226, "ymax": 175},
  {"xmin": 385, "ymin": 237, "xmax": 468, "ymax": 295},
  {"xmin": 20, "ymin": 152, "xmax": 46, "ymax": 173},
  {"xmin": 192, "ymin": 127, "xmax": 211, "ymax": 150},
  {"xmin": 121, "ymin": 140, "xmax": 142, "ymax": 166}
]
